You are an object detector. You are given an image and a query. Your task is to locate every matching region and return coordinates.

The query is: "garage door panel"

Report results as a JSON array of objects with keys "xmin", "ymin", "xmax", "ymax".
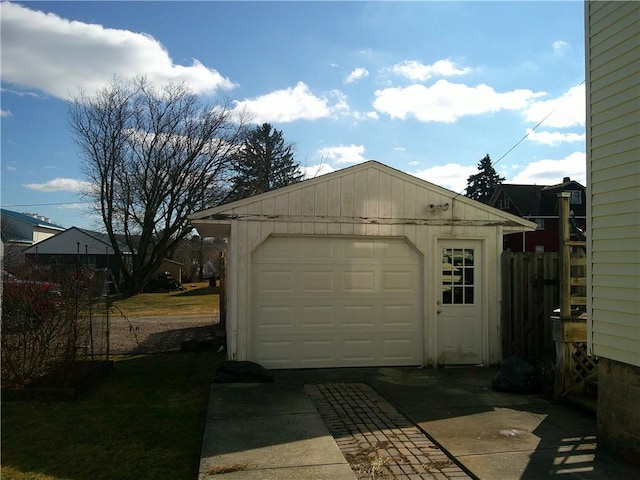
[
  {"xmin": 302, "ymin": 271, "xmax": 335, "ymax": 291},
  {"xmin": 343, "ymin": 271, "xmax": 375, "ymax": 291},
  {"xmin": 382, "ymin": 338, "xmax": 422, "ymax": 361},
  {"xmin": 252, "ymin": 236, "xmax": 423, "ymax": 368},
  {"xmin": 257, "ymin": 306, "xmax": 295, "ymax": 328},
  {"xmin": 257, "ymin": 271, "xmax": 295, "ymax": 292},
  {"xmin": 342, "ymin": 305, "xmax": 376, "ymax": 327},
  {"xmin": 382, "ymin": 304, "xmax": 418, "ymax": 327},
  {"xmin": 383, "ymin": 271, "xmax": 415, "ymax": 290},
  {"xmin": 302, "ymin": 238, "xmax": 335, "ymax": 258}
]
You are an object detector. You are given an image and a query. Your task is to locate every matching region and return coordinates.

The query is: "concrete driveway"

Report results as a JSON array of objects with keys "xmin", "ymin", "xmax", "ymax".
[{"xmin": 199, "ymin": 366, "xmax": 638, "ymax": 479}]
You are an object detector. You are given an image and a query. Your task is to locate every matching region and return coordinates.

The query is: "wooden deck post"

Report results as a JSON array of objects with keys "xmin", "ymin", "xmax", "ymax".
[{"xmin": 558, "ymin": 192, "xmax": 571, "ymax": 320}]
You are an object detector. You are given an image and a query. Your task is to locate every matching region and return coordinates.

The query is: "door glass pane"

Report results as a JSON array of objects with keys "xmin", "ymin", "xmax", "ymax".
[
  {"xmin": 442, "ymin": 247, "xmax": 475, "ymax": 305},
  {"xmin": 465, "ymin": 287, "xmax": 474, "ymax": 304}
]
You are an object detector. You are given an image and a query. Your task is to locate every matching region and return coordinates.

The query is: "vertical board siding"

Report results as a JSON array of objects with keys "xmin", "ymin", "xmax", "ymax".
[{"xmin": 587, "ymin": 0, "xmax": 640, "ymax": 366}]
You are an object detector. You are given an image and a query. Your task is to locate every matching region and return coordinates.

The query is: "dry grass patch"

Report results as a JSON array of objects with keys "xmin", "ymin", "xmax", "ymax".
[{"xmin": 103, "ymin": 282, "xmax": 219, "ymax": 317}]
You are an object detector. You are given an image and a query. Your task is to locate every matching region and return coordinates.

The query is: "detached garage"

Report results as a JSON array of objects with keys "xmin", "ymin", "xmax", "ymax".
[{"xmin": 189, "ymin": 161, "xmax": 534, "ymax": 368}]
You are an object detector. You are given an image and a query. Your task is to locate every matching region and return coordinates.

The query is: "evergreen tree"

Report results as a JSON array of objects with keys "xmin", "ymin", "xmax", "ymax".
[
  {"xmin": 465, "ymin": 154, "xmax": 505, "ymax": 204},
  {"xmin": 226, "ymin": 123, "xmax": 303, "ymax": 201}
]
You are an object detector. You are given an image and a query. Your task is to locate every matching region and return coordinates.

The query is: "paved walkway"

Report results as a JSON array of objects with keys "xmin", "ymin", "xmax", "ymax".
[{"xmin": 306, "ymin": 383, "xmax": 471, "ymax": 479}]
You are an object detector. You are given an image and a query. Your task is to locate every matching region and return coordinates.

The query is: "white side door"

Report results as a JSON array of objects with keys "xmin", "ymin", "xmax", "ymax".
[{"xmin": 437, "ymin": 240, "xmax": 483, "ymax": 365}]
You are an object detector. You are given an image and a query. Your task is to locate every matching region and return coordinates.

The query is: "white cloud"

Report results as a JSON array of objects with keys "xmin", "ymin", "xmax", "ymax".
[
  {"xmin": 553, "ymin": 40, "xmax": 568, "ymax": 54},
  {"xmin": 24, "ymin": 178, "xmax": 93, "ymax": 193},
  {"xmin": 5, "ymin": 164, "xmax": 17, "ymax": 171},
  {"xmin": 391, "ymin": 59, "xmax": 471, "ymax": 82},
  {"xmin": 345, "ymin": 67, "xmax": 369, "ymax": 84},
  {"xmin": 301, "ymin": 163, "xmax": 336, "ymax": 179},
  {"xmin": 234, "ymin": 82, "xmax": 332, "ymax": 123},
  {"xmin": 1, "ymin": 109, "xmax": 12, "ymax": 117},
  {"xmin": 328, "ymin": 90, "xmax": 351, "ymax": 118},
  {"xmin": 374, "ymin": 79, "xmax": 545, "ymax": 123},
  {"xmin": 317, "ymin": 144, "xmax": 367, "ymax": 165},
  {"xmin": 526, "ymin": 129, "xmax": 585, "ymax": 145},
  {"xmin": 0, "ymin": 2, "xmax": 236, "ymax": 99},
  {"xmin": 410, "ymin": 163, "xmax": 479, "ymax": 193},
  {"xmin": 508, "ymin": 152, "xmax": 586, "ymax": 185},
  {"xmin": 524, "ymin": 83, "xmax": 585, "ymax": 128}
]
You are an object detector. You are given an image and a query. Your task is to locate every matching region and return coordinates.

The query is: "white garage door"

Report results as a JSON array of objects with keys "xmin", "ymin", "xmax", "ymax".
[{"xmin": 251, "ymin": 236, "xmax": 423, "ymax": 368}]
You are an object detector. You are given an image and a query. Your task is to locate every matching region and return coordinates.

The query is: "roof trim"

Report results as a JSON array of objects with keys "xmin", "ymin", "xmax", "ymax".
[{"xmin": 189, "ymin": 161, "xmax": 536, "ymax": 229}]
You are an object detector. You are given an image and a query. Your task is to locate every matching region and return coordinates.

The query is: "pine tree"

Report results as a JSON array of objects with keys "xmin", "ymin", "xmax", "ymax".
[
  {"xmin": 465, "ymin": 154, "xmax": 505, "ymax": 204},
  {"xmin": 226, "ymin": 123, "xmax": 303, "ymax": 201}
]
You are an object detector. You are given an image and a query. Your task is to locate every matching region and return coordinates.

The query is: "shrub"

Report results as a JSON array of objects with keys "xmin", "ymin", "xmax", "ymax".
[{"xmin": 1, "ymin": 264, "xmax": 96, "ymax": 388}]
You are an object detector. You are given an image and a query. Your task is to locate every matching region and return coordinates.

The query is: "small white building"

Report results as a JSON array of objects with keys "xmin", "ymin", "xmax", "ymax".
[{"xmin": 190, "ymin": 161, "xmax": 534, "ymax": 369}]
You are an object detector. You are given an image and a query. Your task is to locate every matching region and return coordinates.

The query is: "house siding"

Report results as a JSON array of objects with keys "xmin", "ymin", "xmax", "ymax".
[
  {"xmin": 586, "ymin": 0, "xmax": 640, "ymax": 367},
  {"xmin": 193, "ymin": 163, "xmax": 533, "ymax": 367}
]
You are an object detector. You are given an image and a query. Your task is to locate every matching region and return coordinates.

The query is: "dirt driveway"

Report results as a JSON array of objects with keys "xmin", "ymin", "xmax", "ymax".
[{"xmin": 101, "ymin": 314, "xmax": 220, "ymax": 354}]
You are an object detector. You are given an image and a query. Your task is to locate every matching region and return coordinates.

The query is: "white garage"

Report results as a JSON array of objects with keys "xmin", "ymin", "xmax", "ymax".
[
  {"xmin": 189, "ymin": 161, "xmax": 534, "ymax": 368},
  {"xmin": 251, "ymin": 236, "xmax": 422, "ymax": 368}
]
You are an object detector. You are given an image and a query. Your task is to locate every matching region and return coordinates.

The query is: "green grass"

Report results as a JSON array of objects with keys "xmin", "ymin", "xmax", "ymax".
[
  {"xmin": 103, "ymin": 282, "xmax": 220, "ymax": 317},
  {"xmin": 1, "ymin": 350, "xmax": 224, "ymax": 480}
]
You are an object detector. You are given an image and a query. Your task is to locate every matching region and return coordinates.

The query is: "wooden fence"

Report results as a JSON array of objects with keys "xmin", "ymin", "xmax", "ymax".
[{"xmin": 501, "ymin": 251, "xmax": 559, "ymax": 361}]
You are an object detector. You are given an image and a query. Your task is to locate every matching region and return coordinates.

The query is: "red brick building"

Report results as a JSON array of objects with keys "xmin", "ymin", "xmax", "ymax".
[{"xmin": 489, "ymin": 177, "xmax": 586, "ymax": 252}]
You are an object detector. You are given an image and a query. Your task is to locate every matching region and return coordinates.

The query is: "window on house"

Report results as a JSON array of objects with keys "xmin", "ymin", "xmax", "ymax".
[
  {"xmin": 568, "ymin": 190, "xmax": 582, "ymax": 205},
  {"xmin": 535, "ymin": 245, "xmax": 545, "ymax": 253},
  {"xmin": 535, "ymin": 218, "xmax": 545, "ymax": 230},
  {"xmin": 498, "ymin": 196, "xmax": 510, "ymax": 209}
]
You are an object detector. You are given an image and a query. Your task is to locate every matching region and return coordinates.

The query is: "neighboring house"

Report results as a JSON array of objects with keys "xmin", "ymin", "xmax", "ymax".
[
  {"xmin": 189, "ymin": 161, "xmax": 535, "ymax": 369},
  {"xmin": 23, "ymin": 227, "xmax": 133, "ymax": 289},
  {"xmin": 0, "ymin": 209, "xmax": 65, "ymax": 265},
  {"xmin": 489, "ymin": 178, "xmax": 586, "ymax": 252},
  {"xmin": 586, "ymin": 1, "xmax": 640, "ymax": 464},
  {"xmin": 156, "ymin": 258, "xmax": 182, "ymax": 284}
]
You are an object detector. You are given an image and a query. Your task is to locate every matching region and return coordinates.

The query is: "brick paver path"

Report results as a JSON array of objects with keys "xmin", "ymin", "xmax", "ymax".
[{"xmin": 305, "ymin": 383, "xmax": 472, "ymax": 480}]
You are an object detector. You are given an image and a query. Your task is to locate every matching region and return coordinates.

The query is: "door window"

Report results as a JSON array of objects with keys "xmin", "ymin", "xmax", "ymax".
[{"xmin": 442, "ymin": 248, "xmax": 475, "ymax": 305}]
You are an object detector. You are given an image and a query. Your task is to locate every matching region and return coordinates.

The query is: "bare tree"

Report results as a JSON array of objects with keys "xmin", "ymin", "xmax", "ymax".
[{"xmin": 69, "ymin": 76, "xmax": 245, "ymax": 294}]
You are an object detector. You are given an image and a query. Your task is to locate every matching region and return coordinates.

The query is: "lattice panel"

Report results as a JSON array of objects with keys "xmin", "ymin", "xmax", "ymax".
[{"xmin": 569, "ymin": 342, "xmax": 598, "ymax": 384}]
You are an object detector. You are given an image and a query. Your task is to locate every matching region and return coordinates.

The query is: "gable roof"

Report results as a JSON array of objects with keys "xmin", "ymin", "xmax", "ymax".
[
  {"xmin": 23, "ymin": 226, "xmax": 133, "ymax": 255},
  {"xmin": 189, "ymin": 161, "xmax": 535, "ymax": 235},
  {"xmin": 489, "ymin": 178, "xmax": 586, "ymax": 217}
]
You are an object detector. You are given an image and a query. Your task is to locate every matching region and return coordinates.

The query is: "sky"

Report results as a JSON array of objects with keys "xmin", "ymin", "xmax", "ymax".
[{"xmin": 1, "ymin": 1, "xmax": 587, "ymax": 230}]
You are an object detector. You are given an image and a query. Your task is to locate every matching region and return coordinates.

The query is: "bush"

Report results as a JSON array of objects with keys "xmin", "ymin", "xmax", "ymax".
[{"xmin": 1, "ymin": 265, "xmax": 96, "ymax": 388}]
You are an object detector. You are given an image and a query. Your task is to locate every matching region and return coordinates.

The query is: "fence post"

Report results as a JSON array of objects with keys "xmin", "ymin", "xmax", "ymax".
[{"xmin": 558, "ymin": 192, "xmax": 572, "ymax": 320}]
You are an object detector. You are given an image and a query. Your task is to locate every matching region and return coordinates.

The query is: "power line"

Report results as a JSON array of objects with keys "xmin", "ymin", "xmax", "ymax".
[
  {"xmin": 2, "ymin": 201, "xmax": 91, "ymax": 207},
  {"xmin": 453, "ymin": 79, "xmax": 585, "ymax": 199},
  {"xmin": 493, "ymin": 79, "xmax": 585, "ymax": 167}
]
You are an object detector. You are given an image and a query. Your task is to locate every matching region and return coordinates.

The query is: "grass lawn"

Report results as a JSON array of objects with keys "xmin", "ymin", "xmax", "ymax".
[
  {"xmin": 1, "ymin": 350, "xmax": 224, "ymax": 480},
  {"xmin": 105, "ymin": 281, "xmax": 220, "ymax": 317}
]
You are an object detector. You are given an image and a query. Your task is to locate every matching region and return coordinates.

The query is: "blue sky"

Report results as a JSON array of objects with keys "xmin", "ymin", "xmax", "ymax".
[{"xmin": 1, "ymin": 1, "xmax": 587, "ymax": 230}]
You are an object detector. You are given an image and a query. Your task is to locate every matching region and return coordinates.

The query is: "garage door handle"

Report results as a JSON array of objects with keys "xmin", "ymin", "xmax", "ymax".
[{"xmin": 437, "ymin": 310, "xmax": 442, "ymax": 314}]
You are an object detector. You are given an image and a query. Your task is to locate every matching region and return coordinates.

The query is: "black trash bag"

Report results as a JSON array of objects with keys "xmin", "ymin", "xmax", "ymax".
[
  {"xmin": 213, "ymin": 360, "xmax": 275, "ymax": 383},
  {"xmin": 492, "ymin": 354, "xmax": 541, "ymax": 394}
]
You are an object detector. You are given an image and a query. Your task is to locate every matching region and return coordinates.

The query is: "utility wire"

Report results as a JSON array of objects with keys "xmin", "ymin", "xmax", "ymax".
[
  {"xmin": 454, "ymin": 78, "xmax": 585, "ymax": 199},
  {"xmin": 493, "ymin": 79, "xmax": 585, "ymax": 167},
  {"xmin": 2, "ymin": 201, "xmax": 91, "ymax": 207}
]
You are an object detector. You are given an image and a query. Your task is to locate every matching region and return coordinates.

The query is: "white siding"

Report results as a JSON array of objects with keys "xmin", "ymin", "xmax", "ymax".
[{"xmin": 586, "ymin": 1, "xmax": 640, "ymax": 366}]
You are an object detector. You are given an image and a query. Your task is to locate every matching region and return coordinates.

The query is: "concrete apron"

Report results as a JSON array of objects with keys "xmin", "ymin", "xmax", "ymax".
[
  {"xmin": 366, "ymin": 367, "xmax": 638, "ymax": 480},
  {"xmin": 198, "ymin": 382, "xmax": 356, "ymax": 480},
  {"xmin": 199, "ymin": 367, "xmax": 638, "ymax": 480}
]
